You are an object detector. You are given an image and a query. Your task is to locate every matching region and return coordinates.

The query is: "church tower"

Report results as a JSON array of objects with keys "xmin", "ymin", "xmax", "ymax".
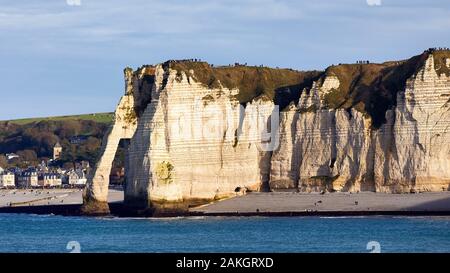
[{"xmin": 53, "ymin": 142, "xmax": 62, "ymax": 160}]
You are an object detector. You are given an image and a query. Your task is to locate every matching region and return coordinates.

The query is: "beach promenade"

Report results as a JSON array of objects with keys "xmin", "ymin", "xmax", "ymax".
[{"xmin": 0, "ymin": 188, "xmax": 123, "ymax": 207}]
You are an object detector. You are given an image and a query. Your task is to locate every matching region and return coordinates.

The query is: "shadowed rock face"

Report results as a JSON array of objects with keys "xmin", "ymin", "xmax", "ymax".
[{"xmin": 83, "ymin": 50, "xmax": 450, "ymax": 215}]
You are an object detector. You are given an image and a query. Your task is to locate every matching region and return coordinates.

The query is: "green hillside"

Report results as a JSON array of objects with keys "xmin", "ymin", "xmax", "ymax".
[
  {"xmin": 0, "ymin": 113, "xmax": 114, "ymax": 168},
  {"xmin": 3, "ymin": 112, "xmax": 114, "ymax": 125}
]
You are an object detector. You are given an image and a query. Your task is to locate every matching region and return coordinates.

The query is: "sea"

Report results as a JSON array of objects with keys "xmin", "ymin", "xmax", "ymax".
[{"xmin": 0, "ymin": 214, "xmax": 449, "ymax": 253}]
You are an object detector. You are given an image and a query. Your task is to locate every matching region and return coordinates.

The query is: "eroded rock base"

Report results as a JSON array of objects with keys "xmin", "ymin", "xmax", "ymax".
[
  {"xmin": 80, "ymin": 198, "xmax": 110, "ymax": 216},
  {"xmin": 122, "ymin": 197, "xmax": 229, "ymax": 217}
]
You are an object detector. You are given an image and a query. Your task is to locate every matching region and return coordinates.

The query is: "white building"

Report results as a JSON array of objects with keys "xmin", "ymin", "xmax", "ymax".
[
  {"xmin": 67, "ymin": 170, "xmax": 87, "ymax": 186},
  {"xmin": 38, "ymin": 173, "xmax": 62, "ymax": 187},
  {"xmin": 53, "ymin": 142, "xmax": 62, "ymax": 160},
  {"xmin": 0, "ymin": 171, "xmax": 15, "ymax": 188}
]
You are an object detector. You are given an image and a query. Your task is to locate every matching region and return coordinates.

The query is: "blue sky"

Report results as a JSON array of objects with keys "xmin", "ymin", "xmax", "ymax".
[{"xmin": 0, "ymin": 0, "xmax": 449, "ymax": 120}]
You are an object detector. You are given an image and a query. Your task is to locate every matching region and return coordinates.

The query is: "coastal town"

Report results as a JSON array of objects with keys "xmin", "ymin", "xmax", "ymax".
[
  {"xmin": 0, "ymin": 139, "xmax": 126, "ymax": 208},
  {"xmin": 0, "ymin": 142, "xmax": 90, "ymax": 189}
]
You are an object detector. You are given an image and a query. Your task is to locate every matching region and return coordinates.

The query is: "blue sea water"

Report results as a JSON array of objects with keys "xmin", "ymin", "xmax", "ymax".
[{"xmin": 0, "ymin": 214, "xmax": 449, "ymax": 253}]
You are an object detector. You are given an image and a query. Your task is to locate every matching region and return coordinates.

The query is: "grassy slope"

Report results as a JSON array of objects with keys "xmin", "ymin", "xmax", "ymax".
[
  {"xmin": 3, "ymin": 112, "xmax": 114, "ymax": 125},
  {"xmin": 171, "ymin": 50, "xmax": 449, "ymax": 129},
  {"xmin": 433, "ymin": 49, "xmax": 450, "ymax": 76},
  {"xmin": 168, "ymin": 61, "xmax": 322, "ymax": 105},
  {"xmin": 167, "ymin": 52, "xmax": 450, "ymax": 129},
  {"xmin": 320, "ymin": 51, "xmax": 441, "ymax": 128}
]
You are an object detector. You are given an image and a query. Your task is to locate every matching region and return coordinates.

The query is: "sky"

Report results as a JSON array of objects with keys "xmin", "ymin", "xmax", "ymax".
[{"xmin": 0, "ymin": 0, "xmax": 449, "ymax": 120}]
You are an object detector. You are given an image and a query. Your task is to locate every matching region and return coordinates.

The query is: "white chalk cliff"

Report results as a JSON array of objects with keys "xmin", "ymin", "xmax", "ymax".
[
  {"xmin": 83, "ymin": 50, "xmax": 450, "ymax": 215},
  {"xmin": 374, "ymin": 54, "xmax": 450, "ymax": 192},
  {"xmin": 123, "ymin": 65, "xmax": 275, "ymax": 212}
]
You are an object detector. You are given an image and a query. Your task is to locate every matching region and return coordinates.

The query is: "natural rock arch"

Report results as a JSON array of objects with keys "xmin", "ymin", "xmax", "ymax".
[{"xmin": 81, "ymin": 94, "xmax": 137, "ymax": 215}]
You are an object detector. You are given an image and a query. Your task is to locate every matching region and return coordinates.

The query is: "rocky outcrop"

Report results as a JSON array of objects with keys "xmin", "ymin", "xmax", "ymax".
[{"xmin": 83, "ymin": 49, "xmax": 450, "ymax": 215}]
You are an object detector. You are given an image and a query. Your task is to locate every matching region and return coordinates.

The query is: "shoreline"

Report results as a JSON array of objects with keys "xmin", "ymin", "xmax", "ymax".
[
  {"xmin": 2, "ymin": 204, "xmax": 450, "ymax": 217},
  {"xmin": 1, "ymin": 190, "xmax": 450, "ymax": 217}
]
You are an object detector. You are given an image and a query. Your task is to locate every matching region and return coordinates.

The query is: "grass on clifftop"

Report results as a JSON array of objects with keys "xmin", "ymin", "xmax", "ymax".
[
  {"xmin": 433, "ymin": 49, "xmax": 450, "ymax": 77},
  {"xmin": 323, "ymin": 63, "xmax": 392, "ymax": 112},
  {"xmin": 168, "ymin": 61, "xmax": 321, "ymax": 105},
  {"xmin": 167, "ymin": 56, "xmax": 432, "ymax": 129},
  {"xmin": 167, "ymin": 50, "xmax": 450, "ymax": 128},
  {"xmin": 319, "ymin": 51, "xmax": 442, "ymax": 128},
  {"xmin": 4, "ymin": 112, "xmax": 114, "ymax": 125}
]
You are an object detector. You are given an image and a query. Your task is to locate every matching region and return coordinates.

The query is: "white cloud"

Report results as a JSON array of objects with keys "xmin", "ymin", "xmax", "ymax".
[
  {"xmin": 367, "ymin": 0, "xmax": 382, "ymax": 6},
  {"xmin": 66, "ymin": 0, "xmax": 82, "ymax": 6}
]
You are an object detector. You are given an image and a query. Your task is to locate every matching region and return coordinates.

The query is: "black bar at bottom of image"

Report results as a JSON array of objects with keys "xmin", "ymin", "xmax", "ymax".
[{"xmin": 0, "ymin": 253, "xmax": 448, "ymax": 272}]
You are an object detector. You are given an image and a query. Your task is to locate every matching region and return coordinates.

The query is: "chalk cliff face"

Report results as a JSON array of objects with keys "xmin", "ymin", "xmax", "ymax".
[
  {"xmin": 270, "ymin": 77, "xmax": 373, "ymax": 193},
  {"xmin": 124, "ymin": 65, "xmax": 275, "ymax": 211},
  {"xmin": 374, "ymin": 54, "xmax": 450, "ymax": 192},
  {"xmin": 83, "ymin": 49, "xmax": 450, "ymax": 215},
  {"xmin": 271, "ymin": 53, "xmax": 450, "ymax": 194}
]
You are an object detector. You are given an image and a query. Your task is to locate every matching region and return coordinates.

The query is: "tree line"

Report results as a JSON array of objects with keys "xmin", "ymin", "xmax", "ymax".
[{"xmin": 0, "ymin": 119, "xmax": 109, "ymax": 169}]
